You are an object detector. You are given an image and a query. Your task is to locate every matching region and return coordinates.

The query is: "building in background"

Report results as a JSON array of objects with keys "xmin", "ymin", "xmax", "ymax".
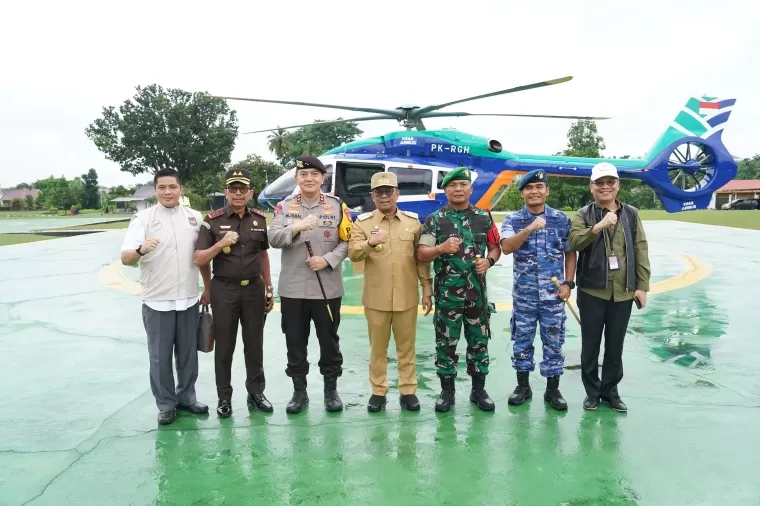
[{"xmin": 710, "ymin": 180, "xmax": 760, "ymax": 209}]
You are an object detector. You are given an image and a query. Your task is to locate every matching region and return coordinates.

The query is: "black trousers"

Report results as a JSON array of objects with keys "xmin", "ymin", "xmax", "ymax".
[
  {"xmin": 280, "ymin": 296, "xmax": 343, "ymax": 378},
  {"xmin": 210, "ymin": 276, "xmax": 265, "ymax": 400},
  {"xmin": 577, "ymin": 290, "xmax": 633, "ymax": 400}
]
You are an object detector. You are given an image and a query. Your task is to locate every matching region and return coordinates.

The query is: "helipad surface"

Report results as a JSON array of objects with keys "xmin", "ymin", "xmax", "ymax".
[{"xmin": 1, "ymin": 220, "xmax": 759, "ymax": 505}]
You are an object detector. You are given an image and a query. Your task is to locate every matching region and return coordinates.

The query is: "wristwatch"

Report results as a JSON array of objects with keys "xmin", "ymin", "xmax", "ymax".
[
  {"xmin": 487, "ymin": 257, "xmax": 495, "ymax": 267},
  {"xmin": 562, "ymin": 280, "xmax": 575, "ymax": 289},
  {"xmin": 136, "ymin": 245, "xmax": 145, "ymax": 256}
]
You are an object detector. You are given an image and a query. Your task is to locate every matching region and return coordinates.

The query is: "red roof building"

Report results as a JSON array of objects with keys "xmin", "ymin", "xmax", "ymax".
[
  {"xmin": 711, "ymin": 180, "xmax": 760, "ymax": 209},
  {"xmin": 0, "ymin": 189, "xmax": 40, "ymax": 205}
]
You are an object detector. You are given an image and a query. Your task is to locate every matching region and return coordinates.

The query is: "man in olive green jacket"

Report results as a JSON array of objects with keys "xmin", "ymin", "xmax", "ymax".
[{"xmin": 568, "ymin": 162, "xmax": 650, "ymax": 413}]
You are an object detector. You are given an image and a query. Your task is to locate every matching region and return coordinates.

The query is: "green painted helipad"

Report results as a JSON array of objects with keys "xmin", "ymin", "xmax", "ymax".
[{"xmin": 1, "ymin": 220, "xmax": 759, "ymax": 505}]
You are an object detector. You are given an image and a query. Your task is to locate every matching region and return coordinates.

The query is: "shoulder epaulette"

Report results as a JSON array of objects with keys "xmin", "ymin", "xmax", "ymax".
[
  {"xmin": 399, "ymin": 210, "xmax": 418, "ymax": 219},
  {"xmin": 326, "ymin": 194, "xmax": 342, "ymax": 203},
  {"xmin": 206, "ymin": 208, "xmax": 225, "ymax": 220},
  {"xmin": 250, "ymin": 208, "xmax": 266, "ymax": 217},
  {"xmin": 357, "ymin": 211, "xmax": 374, "ymax": 221}
]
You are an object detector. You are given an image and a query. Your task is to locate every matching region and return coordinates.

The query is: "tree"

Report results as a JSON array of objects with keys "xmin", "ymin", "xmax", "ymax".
[
  {"xmin": 81, "ymin": 169, "xmax": 100, "ymax": 209},
  {"xmin": 267, "ymin": 128, "xmax": 292, "ymax": 159},
  {"xmin": 280, "ymin": 120, "xmax": 362, "ymax": 167},
  {"xmin": 227, "ymin": 154, "xmax": 286, "ymax": 208},
  {"xmin": 84, "ymin": 84, "xmax": 238, "ymax": 186},
  {"xmin": 736, "ymin": 155, "xmax": 760, "ymax": 180}
]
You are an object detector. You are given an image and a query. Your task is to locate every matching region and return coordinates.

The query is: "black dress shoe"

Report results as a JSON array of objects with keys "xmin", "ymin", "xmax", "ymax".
[
  {"xmin": 367, "ymin": 395, "xmax": 387, "ymax": 412},
  {"xmin": 158, "ymin": 409, "xmax": 176, "ymax": 425},
  {"xmin": 177, "ymin": 401, "xmax": 209, "ymax": 414},
  {"xmin": 217, "ymin": 399, "xmax": 232, "ymax": 418},
  {"xmin": 602, "ymin": 396, "xmax": 628, "ymax": 412},
  {"xmin": 583, "ymin": 396, "xmax": 600, "ymax": 410},
  {"xmin": 399, "ymin": 394, "xmax": 420, "ymax": 411},
  {"xmin": 247, "ymin": 393, "xmax": 273, "ymax": 412}
]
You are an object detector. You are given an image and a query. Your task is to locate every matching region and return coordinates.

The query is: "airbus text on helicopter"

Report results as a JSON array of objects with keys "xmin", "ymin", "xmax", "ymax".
[{"xmin": 215, "ymin": 76, "xmax": 737, "ymax": 221}]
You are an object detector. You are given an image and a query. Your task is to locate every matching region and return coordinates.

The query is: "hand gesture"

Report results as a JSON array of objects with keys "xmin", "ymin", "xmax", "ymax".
[
  {"xmin": 422, "ymin": 295, "xmax": 433, "ymax": 316},
  {"xmin": 140, "ymin": 237, "xmax": 160, "ymax": 254},
  {"xmin": 220, "ymin": 231, "xmax": 238, "ymax": 247},
  {"xmin": 528, "ymin": 217, "xmax": 546, "ymax": 233},
  {"xmin": 368, "ymin": 229, "xmax": 388, "ymax": 247},
  {"xmin": 474, "ymin": 257, "xmax": 491, "ymax": 274},
  {"xmin": 439, "ymin": 237, "xmax": 461, "ymax": 255},
  {"xmin": 265, "ymin": 296, "xmax": 274, "ymax": 313},
  {"xmin": 601, "ymin": 212, "xmax": 618, "ymax": 229},
  {"xmin": 199, "ymin": 289, "xmax": 211, "ymax": 305},
  {"xmin": 306, "ymin": 255, "xmax": 329, "ymax": 271},
  {"xmin": 295, "ymin": 215, "xmax": 318, "ymax": 233}
]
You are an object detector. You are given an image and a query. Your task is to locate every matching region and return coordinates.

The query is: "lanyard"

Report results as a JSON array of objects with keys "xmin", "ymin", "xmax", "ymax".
[{"xmin": 603, "ymin": 210, "xmax": 620, "ymax": 255}]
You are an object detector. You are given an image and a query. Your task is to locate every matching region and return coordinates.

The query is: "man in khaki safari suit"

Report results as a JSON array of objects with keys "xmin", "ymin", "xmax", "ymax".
[{"xmin": 348, "ymin": 171, "xmax": 433, "ymax": 412}]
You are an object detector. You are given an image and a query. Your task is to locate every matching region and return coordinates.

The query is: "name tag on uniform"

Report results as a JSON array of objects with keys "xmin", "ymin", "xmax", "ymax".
[{"xmin": 609, "ymin": 254, "xmax": 620, "ymax": 270}]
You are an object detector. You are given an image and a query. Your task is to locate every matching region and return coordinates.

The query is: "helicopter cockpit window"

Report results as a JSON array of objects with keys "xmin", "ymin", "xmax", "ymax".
[
  {"xmin": 437, "ymin": 170, "xmax": 450, "ymax": 190},
  {"xmin": 265, "ymin": 167, "xmax": 297, "ymax": 197},
  {"xmin": 320, "ymin": 165, "xmax": 333, "ymax": 194},
  {"xmin": 388, "ymin": 167, "xmax": 432, "ymax": 195}
]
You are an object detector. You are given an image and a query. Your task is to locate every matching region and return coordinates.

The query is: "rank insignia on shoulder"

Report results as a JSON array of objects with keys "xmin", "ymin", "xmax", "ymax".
[
  {"xmin": 250, "ymin": 208, "xmax": 266, "ymax": 218},
  {"xmin": 207, "ymin": 209, "xmax": 225, "ymax": 220},
  {"xmin": 201, "ymin": 221, "xmax": 211, "ymax": 229},
  {"xmin": 400, "ymin": 210, "xmax": 418, "ymax": 219},
  {"xmin": 357, "ymin": 212, "xmax": 374, "ymax": 221}
]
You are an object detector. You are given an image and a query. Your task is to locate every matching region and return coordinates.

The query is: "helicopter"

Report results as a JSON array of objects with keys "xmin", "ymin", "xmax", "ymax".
[{"xmin": 216, "ymin": 76, "xmax": 737, "ymax": 220}]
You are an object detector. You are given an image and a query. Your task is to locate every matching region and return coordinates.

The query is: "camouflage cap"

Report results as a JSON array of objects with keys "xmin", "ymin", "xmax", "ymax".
[
  {"xmin": 441, "ymin": 167, "xmax": 472, "ymax": 188},
  {"xmin": 517, "ymin": 169, "xmax": 547, "ymax": 191}
]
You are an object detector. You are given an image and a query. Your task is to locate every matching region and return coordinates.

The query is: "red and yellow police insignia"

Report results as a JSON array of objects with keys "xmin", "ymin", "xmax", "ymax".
[{"xmin": 273, "ymin": 203, "xmax": 283, "ymax": 217}]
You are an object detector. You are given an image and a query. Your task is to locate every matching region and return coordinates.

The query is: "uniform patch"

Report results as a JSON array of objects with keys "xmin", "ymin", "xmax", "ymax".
[
  {"xmin": 357, "ymin": 212, "xmax": 374, "ymax": 221},
  {"xmin": 188, "ymin": 216, "xmax": 197, "ymax": 226},
  {"xmin": 274, "ymin": 204, "xmax": 283, "ymax": 217},
  {"xmin": 207, "ymin": 209, "xmax": 225, "ymax": 220},
  {"xmin": 150, "ymin": 220, "xmax": 162, "ymax": 231},
  {"xmin": 220, "ymin": 225, "xmax": 231, "ymax": 229},
  {"xmin": 400, "ymin": 210, "xmax": 418, "ymax": 219},
  {"xmin": 324, "ymin": 230, "xmax": 331, "ymax": 238},
  {"xmin": 251, "ymin": 208, "xmax": 266, "ymax": 218},
  {"xmin": 285, "ymin": 219, "xmax": 293, "ymax": 225}
]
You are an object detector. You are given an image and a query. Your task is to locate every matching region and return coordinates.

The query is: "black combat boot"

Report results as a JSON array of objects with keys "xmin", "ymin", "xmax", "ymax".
[
  {"xmin": 286, "ymin": 376, "xmax": 309, "ymax": 414},
  {"xmin": 543, "ymin": 376, "xmax": 568, "ymax": 411},
  {"xmin": 435, "ymin": 376, "xmax": 455, "ymax": 412},
  {"xmin": 508, "ymin": 372, "xmax": 532, "ymax": 405},
  {"xmin": 469, "ymin": 373, "xmax": 495, "ymax": 411},
  {"xmin": 324, "ymin": 376, "xmax": 343, "ymax": 412}
]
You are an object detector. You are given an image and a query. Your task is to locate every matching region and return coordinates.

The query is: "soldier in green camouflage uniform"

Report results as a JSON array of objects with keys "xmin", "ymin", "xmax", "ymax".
[{"xmin": 417, "ymin": 167, "xmax": 502, "ymax": 412}]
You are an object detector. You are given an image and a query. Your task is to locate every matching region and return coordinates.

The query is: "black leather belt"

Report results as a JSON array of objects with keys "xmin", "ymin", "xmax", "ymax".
[{"xmin": 213, "ymin": 276, "xmax": 260, "ymax": 286}]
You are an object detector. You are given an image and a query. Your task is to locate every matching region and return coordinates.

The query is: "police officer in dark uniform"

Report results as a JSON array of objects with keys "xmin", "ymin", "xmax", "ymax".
[{"xmin": 194, "ymin": 168, "xmax": 275, "ymax": 418}]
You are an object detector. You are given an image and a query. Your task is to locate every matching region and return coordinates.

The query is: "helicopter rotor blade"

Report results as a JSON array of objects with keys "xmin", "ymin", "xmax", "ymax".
[
  {"xmin": 414, "ymin": 76, "xmax": 573, "ymax": 116},
  {"xmin": 213, "ymin": 95, "xmax": 402, "ymax": 118},
  {"xmin": 240, "ymin": 116, "xmax": 393, "ymax": 135},
  {"xmin": 422, "ymin": 111, "xmax": 610, "ymax": 120}
]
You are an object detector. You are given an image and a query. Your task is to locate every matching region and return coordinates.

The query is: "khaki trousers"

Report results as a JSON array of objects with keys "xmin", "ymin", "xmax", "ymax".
[{"xmin": 364, "ymin": 307, "xmax": 418, "ymax": 396}]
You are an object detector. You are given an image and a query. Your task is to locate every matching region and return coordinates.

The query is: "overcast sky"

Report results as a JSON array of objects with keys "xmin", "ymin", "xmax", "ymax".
[{"xmin": 1, "ymin": 0, "xmax": 758, "ymax": 189}]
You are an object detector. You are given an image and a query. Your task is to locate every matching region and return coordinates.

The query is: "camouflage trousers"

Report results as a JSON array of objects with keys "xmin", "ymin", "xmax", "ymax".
[
  {"xmin": 434, "ymin": 299, "xmax": 491, "ymax": 378},
  {"xmin": 510, "ymin": 296, "xmax": 566, "ymax": 376}
]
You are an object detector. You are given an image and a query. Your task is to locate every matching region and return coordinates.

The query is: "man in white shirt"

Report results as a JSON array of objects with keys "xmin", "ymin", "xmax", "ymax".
[{"xmin": 120, "ymin": 168, "xmax": 211, "ymax": 424}]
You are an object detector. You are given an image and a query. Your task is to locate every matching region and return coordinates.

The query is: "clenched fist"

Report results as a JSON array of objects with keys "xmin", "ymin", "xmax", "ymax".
[
  {"xmin": 528, "ymin": 217, "xmax": 546, "ymax": 232},
  {"xmin": 139, "ymin": 237, "xmax": 160, "ymax": 254},
  {"xmin": 600, "ymin": 212, "xmax": 618, "ymax": 229},
  {"xmin": 294, "ymin": 215, "xmax": 318, "ymax": 233},
  {"xmin": 219, "ymin": 231, "xmax": 238, "ymax": 248},
  {"xmin": 368, "ymin": 229, "xmax": 388, "ymax": 247},
  {"xmin": 439, "ymin": 237, "xmax": 461, "ymax": 255}
]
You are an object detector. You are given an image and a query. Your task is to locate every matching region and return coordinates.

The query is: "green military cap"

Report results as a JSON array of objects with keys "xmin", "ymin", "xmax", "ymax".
[{"xmin": 441, "ymin": 167, "xmax": 472, "ymax": 188}]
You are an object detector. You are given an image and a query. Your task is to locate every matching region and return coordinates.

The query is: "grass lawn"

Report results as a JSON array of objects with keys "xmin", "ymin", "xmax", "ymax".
[
  {"xmin": 638, "ymin": 210, "xmax": 760, "ymax": 230},
  {"xmin": 0, "ymin": 209, "xmax": 107, "ymax": 219},
  {"xmin": 0, "ymin": 234, "xmax": 57, "ymax": 246},
  {"xmin": 57, "ymin": 221, "xmax": 130, "ymax": 230}
]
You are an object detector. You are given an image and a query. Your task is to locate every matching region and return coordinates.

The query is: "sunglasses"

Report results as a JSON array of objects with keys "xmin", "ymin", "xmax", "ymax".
[
  {"xmin": 372, "ymin": 188, "xmax": 396, "ymax": 197},
  {"xmin": 227, "ymin": 186, "xmax": 250, "ymax": 194}
]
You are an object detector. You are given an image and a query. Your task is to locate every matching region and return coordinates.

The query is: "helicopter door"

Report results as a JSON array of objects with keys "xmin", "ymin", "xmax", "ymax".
[{"xmin": 334, "ymin": 161, "xmax": 385, "ymax": 210}]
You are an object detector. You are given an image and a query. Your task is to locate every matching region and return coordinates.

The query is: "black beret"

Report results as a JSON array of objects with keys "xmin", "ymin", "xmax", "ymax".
[{"xmin": 295, "ymin": 156, "xmax": 326, "ymax": 174}]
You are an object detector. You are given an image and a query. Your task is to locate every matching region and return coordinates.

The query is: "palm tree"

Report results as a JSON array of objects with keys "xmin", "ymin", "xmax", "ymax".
[{"xmin": 267, "ymin": 128, "xmax": 291, "ymax": 160}]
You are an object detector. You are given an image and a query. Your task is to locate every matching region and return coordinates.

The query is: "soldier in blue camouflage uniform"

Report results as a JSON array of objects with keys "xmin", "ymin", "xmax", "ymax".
[
  {"xmin": 499, "ymin": 169, "xmax": 577, "ymax": 410},
  {"xmin": 418, "ymin": 167, "xmax": 502, "ymax": 412}
]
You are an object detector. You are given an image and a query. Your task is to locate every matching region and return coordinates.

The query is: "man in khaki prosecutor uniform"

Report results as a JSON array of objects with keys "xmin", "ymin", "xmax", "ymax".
[{"xmin": 348, "ymin": 171, "xmax": 433, "ymax": 412}]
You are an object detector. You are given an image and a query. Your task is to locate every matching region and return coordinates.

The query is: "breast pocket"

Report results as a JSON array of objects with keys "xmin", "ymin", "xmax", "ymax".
[
  {"xmin": 397, "ymin": 231, "xmax": 416, "ymax": 256},
  {"xmin": 545, "ymin": 229, "xmax": 564, "ymax": 259},
  {"xmin": 248, "ymin": 230, "xmax": 265, "ymax": 251}
]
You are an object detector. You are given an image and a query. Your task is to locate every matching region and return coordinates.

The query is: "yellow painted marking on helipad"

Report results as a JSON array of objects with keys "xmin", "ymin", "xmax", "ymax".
[{"xmin": 99, "ymin": 252, "xmax": 712, "ymax": 315}]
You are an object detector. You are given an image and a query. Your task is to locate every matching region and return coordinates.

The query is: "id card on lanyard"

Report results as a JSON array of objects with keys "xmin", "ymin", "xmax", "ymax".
[{"xmin": 604, "ymin": 213, "xmax": 620, "ymax": 270}]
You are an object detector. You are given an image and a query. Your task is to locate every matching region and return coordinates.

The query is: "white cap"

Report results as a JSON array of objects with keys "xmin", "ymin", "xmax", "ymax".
[{"xmin": 590, "ymin": 162, "xmax": 619, "ymax": 181}]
